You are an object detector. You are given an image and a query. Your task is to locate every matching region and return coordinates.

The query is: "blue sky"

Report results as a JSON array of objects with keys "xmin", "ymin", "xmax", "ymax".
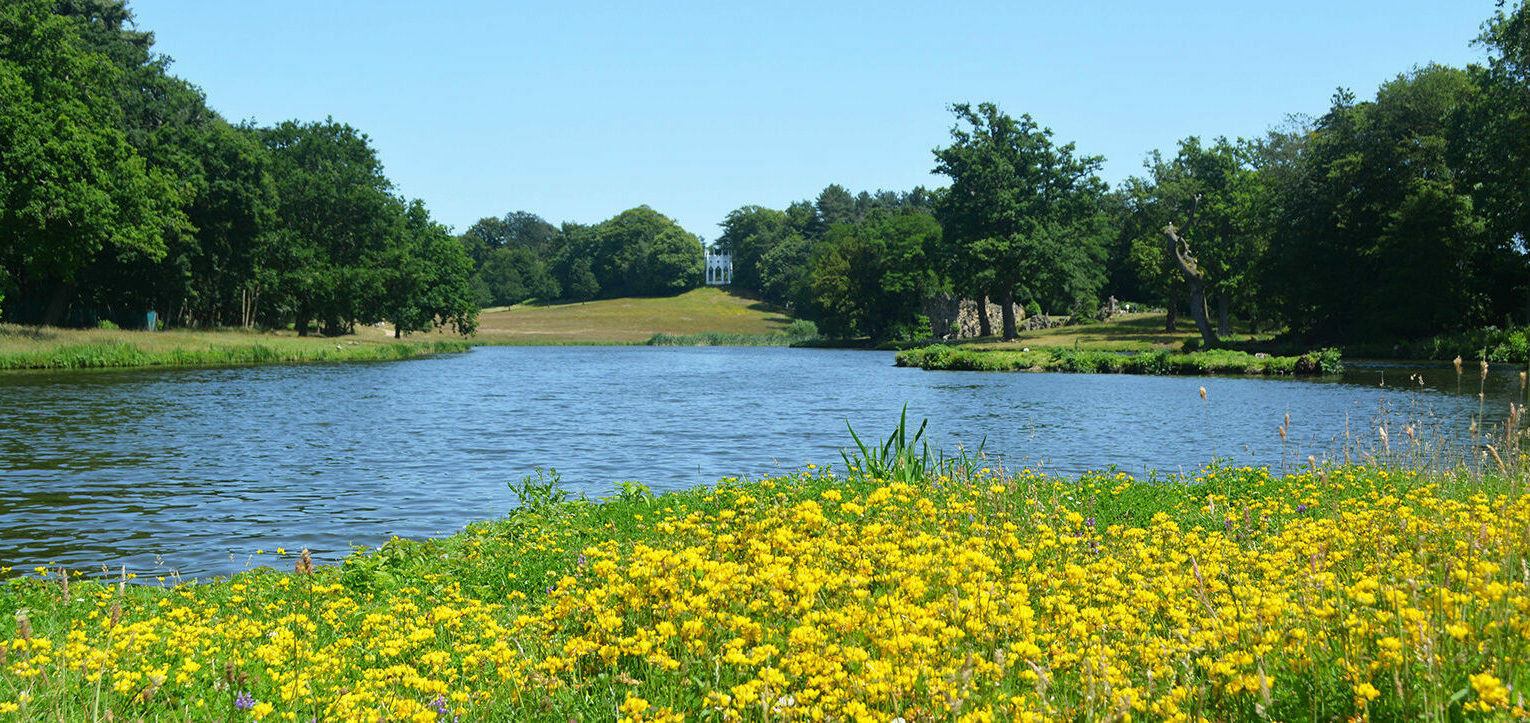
[{"xmin": 129, "ymin": 1, "xmax": 1495, "ymax": 240}]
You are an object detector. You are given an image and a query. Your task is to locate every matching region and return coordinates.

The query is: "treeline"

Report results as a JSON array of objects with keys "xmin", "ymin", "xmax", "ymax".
[
  {"xmin": 458, "ymin": 206, "xmax": 702, "ymax": 307},
  {"xmin": 710, "ymin": 3, "xmax": 1530, "ymax": 345},
  {"xmin": 0, "ymin": 0, "xmax": 476, "ymax": 336},
  {"xmin": 10, "ymin": 0, "xmax": 1530, "ymax": 349}
]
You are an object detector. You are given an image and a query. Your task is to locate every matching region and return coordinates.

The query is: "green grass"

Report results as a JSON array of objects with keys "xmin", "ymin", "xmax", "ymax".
[
  {"xmin": 469, "ymin": 287, "xmax": 791, "ymax": 344},
  {"xmin": 954, "ymin": 312, "xmax": 1207, "ymax": 351},
  {"xmin": 0, "ymin": 324, "xmax": 469, "ymax": 370},
  {"xmin": 896, "ymin": 344, "xmax": 1343, "ymax": 375}
]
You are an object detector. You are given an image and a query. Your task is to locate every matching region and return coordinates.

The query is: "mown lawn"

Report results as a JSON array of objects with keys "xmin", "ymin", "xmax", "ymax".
[
  {"xmin": 955, "ymin": 312, "xmax": 1277, "ymax": 352},
  {"xmin": 470, "ymin": 288, "xmax": 791, "ymax": 344}
]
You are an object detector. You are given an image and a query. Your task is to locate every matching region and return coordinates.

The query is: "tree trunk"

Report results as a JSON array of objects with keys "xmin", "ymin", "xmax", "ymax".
[
  {"xmin": 999, "ymin": 287, "xmax": 1018, "ymax": 340},
  {"xmin": 1165, "ymin": 290, "xmax": 1178, "ymax": 332},
  {"xmin": 1185, "ymin": 282, "xmax": 1215, "ymax": 346},
  {"xmin": 1163, "ymin": 199, "xmax": 1218, "ymax": 348},
  {"xmin": 1217, "ymin": 294, "xmax": 1231, "ymax": 337},
  {"xmin": 42, "ymin": 283, "xmax": 74, "ymax": 326},
  {"xmin": 977, "ymin": 294, "xmax": 991, "ymax": 337},
  {"xmin": 296, "ymin": 303, "xmax": 311, "ymax": 337}
]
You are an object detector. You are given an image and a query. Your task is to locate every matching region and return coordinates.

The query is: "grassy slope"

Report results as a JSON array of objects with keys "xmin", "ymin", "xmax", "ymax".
[
  {"xmin": 470, "ymin": 287, "xmax": 790, "ymax": 345},
  {"xmin": 0, "ymin": 324, "xmax": 468, "ymax": 371}
]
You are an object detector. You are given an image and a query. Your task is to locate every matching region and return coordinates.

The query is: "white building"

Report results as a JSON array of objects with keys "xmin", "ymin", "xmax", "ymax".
[{"xmin": 704, "ymin": 245, "xmax": 733, "ymax": 286}]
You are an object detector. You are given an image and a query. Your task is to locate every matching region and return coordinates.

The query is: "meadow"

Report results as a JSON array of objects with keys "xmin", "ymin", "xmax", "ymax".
[
  {"xmin": 0, "ymin": 419, "xmax": 1526, "ymax": 721},
  {"xmin": 0, "ymin": 325, "xmax": 469, "ymax": 371}
]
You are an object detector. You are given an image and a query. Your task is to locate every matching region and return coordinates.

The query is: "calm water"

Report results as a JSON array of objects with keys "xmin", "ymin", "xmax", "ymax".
[{"xmin": 0, "ymin": 346, "xmax": 1522, "ymax": 577}]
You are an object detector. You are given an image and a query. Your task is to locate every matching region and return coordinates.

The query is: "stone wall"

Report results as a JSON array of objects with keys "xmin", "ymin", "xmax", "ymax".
[{"xmin": 923, "ymin": 294, "xmax": 1027, "ymax": 339}]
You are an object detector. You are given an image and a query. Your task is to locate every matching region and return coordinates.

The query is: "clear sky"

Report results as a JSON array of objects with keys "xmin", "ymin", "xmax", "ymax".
[{"xmin": 128, "ymin": 1, "xmax": 1496, "ymax": 240}]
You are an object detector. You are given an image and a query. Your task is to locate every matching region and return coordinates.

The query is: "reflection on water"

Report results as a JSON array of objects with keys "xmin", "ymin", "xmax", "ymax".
[{"xmin": 0, "ymin": 347, "xmax": 1523, "ymax": 577}]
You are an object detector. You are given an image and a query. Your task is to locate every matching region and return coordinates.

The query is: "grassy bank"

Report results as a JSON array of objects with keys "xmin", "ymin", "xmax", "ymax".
[
  {"xmin": 471, "ymin": 288, "xmax": 791, "ymax": 345},
  {"xmin": 0, "ymin": 324, "xmax": 470, "ymax": 371},
  {"xmin": 897, "ymin": 344, "xmax": 1343, "ymax": 375},
  {"xmin": 0, "ymin": 447, "xmax": 1524, "ymax": 720},
  {"xmin": 951, "ymin": 312, "xmax": 1240, "ymax": 352}
]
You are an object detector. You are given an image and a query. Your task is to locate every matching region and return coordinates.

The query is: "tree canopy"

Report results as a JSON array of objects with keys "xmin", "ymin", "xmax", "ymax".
[
  {"xmin": 933, "ymin": 103, "xmax": 1108, "ymax": 339},
  {"xmin": 0, "ymin": 0, "xmax": 476, "ymax": 336}
]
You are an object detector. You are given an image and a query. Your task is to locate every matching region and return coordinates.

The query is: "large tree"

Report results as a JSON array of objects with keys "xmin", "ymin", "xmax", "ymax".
[
  {"xmin": 1271, "ymin": 68, "xmax": 1505, "ymax": 340},
  {"xmin": 380, "ymin": 200, "xmax": 478, "ymax": 336},
  {"xmin": 261, "ymin": 119, "xmax": 401, "ymax": 335},
  {"xmin": 587, "ymin": 206, "xmax": 702, "ymax": 298},
  {"xmin": 715, "ymin": 205, "xmax": 795, "ymax": 297},
  {"xmin": 1455, "ymin": 0, "xmax": 1530, "ymax": 312},
  {"xmin": 933, "ymin": 103, "xmax": 1107, "ymax": 339},
  {"xmin": 1125, "ymin": 137, "xmax": 1270, "ymax": 345},
  {"xmin": 0, "ymin": 0, "xmax": 185, "ymax": 323},
  {"xmin": 804, "ymin": 210, "xmax": 943, "ymax": 341}
]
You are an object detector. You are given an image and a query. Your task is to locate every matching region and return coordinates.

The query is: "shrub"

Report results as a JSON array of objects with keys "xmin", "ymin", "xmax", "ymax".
[{"xmin": 784, "ymin": 319, "xmax": 819, "ymax": 341}]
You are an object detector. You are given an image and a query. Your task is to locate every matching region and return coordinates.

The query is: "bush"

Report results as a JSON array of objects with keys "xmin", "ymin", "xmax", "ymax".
[
  {"xmin": 97, "ymin": 319, "xmax": 119, "ymax": 330},
  {"xmin": 784, "ymin": 319, "xmax": 819, "ymax": 341},
  {"xmin": 1024, "ymin": 300, "xmax": 1042, "ymax": 318}
]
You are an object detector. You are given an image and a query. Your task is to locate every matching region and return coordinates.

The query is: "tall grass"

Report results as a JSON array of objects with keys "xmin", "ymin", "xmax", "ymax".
[
  {"xmin": 0, "ymin": 334, "xmax": 469, "ymax": 370},
  {"xmin": 645, "ymin": 331, "xmax": 796, "ymax": 346},
  {"xmin": 646, "ymin": 320, "xmax": 818, "ymax": 347}
]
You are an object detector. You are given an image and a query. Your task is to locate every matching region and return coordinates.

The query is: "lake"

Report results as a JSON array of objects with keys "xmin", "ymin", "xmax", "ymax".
[{"xmin": 0, "ymin": 346, "xmax": 1521, "ymax": 578}]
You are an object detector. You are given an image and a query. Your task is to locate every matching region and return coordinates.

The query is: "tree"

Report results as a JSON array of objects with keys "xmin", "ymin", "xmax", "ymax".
[
  {"xmin": 811, "ymin": 184, "xmax": 856, "ymax": 237},
  {"xmin": 1127, "ymin": 137, "xmax": 1268, "ymax": 345},
  {"xmin": 640, "ymin": 227, "xmax": 704, "ymax": 294},
  {"xmin": 933, "ymin": 103, "xmax": 1108, "ymax": 338},
  {"xmin": 716, "ymin": 205, "xmax": 791, "ymax": 295},
  {"xmin": 460, "ymin": 211, "xmax": 559, "ymax": 267},
  {"xmin": 381, "ymin": 201, "xmax": 477, "ymax": 336},
  {"xmin": 261, "ymin": 119, "xmax": 400, "ymax": 335},
  {"xmin": 478, "ymin": 247, "xmax": 558, "ymax": 306},
  {"xmin": 1271, "ymin": 69, "xmax": 1501, "ymax": 340},
  {"xmin": 804, "ymin": 210, "xmax": 943, "ymax": 341},
  {"xmin": 1453, "ymin": 1, "xmax": 1530, "ymax": 322},
  {"xmin": 586, "ymin": 206, "xmax": 701, "ymax": 297},
  {"xmin": 0, "ymin": 0, "xmax": 186, "ymax": 323},
  {"xmin": 566, "ymin": 257, "xmax": 600, "ymax": 300}
]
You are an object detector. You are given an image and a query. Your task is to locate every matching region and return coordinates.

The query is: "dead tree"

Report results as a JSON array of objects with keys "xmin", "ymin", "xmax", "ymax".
[{"xmin": 1163, "ymin": 194, "xmax": 1217, "ymax": 348}]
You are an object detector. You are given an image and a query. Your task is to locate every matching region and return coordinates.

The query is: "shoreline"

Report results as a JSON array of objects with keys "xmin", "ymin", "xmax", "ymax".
[
  {"xmin": 0, "ymin": 324, "xmax": 471, "ymax": 371},
  {"xmin": 896, "ymin": 344, "xmax": 1344, "ymax": 375}
]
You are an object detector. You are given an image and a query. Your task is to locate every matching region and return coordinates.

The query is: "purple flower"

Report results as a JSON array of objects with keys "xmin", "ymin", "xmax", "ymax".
[
  {"xmin": 1296, "ymin": 504, "xmax": 1307, "ymax": 514},
  {"xmin": 234, "ymin": 691, "xmax": 255, "ymax": 710},
  {"xmin": 1085, "ymin": 516, "xmax": 1095, "ymax": 527},
  {"xmin": 431, "ymin": 695, "xmax": 449, "ymax": 713}
]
